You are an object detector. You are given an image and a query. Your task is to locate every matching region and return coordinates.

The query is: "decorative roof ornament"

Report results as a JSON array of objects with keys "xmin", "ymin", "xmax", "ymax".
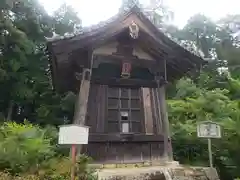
[{"xmin": 129, "ymin": 21, "xmax": 139, "ymax": 39}]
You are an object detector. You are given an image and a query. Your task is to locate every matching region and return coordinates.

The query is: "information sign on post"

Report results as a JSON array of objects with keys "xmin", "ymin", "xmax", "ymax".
[
  {"xmin": 197, "ymin": 121, "xmax": 221, "ymax": 168},
  {"xmin": 59, "ymin": 124, "xmax": 89, "ymax": 145},
  {"xmin": 58, "ymin": 124, "xmax": 89, "ymax": 180}
]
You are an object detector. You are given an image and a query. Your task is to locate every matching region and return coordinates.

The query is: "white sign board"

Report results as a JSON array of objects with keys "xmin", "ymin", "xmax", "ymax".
[
  {"xmin": 58, "ymin": 124, "xmax": 89, "ymax": 145},
  {"xmin": 197, "ymin": 121, "xmax": 221, "ymax": 138}
]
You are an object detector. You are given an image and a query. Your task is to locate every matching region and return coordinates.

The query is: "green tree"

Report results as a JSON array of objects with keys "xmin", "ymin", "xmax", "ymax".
[
  {"xmin": 168, "ymin": 78, "xmax": 240, "ymax": 178},
  {"xmin": 53, "ymin": 3, "xmax": 82, "ymax": 35},
  {"xmin": 165, "ymin": 14, "xmax": 240, "ymax": 179},
  {"xmin": 0, "ymin": 0, "xmax": 80, "ymax": 125}
]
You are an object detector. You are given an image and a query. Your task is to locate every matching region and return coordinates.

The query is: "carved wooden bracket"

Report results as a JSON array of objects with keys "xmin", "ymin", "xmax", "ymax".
[
  {"xmin": 129, "ymin": 21, "xmax": 139, "ymax": 39},
  {"xmin": 83, "ymin": 69, "xmax": 91, "ymax": 81},
  {"xmin": 75, "ymin": 72, "xmax": 82, "ymax": 81},
  {"xmin": 75, "ymin": 68, "xmax": 91, "ymax": 81}
]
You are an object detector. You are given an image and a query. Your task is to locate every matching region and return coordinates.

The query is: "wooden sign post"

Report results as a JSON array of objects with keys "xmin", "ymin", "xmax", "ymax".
[
  {"xmin": 58, "ymin": 125, "xmax": 89, "ymax": 180},
  {"xmin": 197, "ymin": 121, "xmax": 221, "ymax": 167}
]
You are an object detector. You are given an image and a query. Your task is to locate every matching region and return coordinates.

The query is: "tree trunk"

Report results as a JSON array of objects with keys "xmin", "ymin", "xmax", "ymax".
[
  {"xmin": 158, "ymin": 86, "xmax": 173, "ymax": 161},
  {"xmin": 6, "ymin": 100, "xmax": 13, "ymax": 121}
]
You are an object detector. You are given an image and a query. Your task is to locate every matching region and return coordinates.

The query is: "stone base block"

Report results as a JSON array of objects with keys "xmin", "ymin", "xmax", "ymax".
[{"xmin": 96, "ymin": 163, "xmax": 219, "ymax": 180}]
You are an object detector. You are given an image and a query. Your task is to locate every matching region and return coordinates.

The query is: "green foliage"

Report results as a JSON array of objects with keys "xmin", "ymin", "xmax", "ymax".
[
  {"xmin": 168, "ymin": 77, "xmax": 240, "ymax": 178},
  {"xmin": 0, "ymin": 156, "xmax": 97, "ymax": 180},
  {"xmin": 38, "ymin": 155, "xmax": 97, "ymax": 180},
  {"xmin": 0, "ymin": 121, "xmax": 55, "ymax": 174},
  {"xmin": 0, "ymin": 0, "xmax": 79, "ymax": 124},
  {"xmin": 166, "ymin": 15, "xmax": 240, "ymax": 179},
  {"xmin": 53, "ymin": 3, "xmax": 82, "ymax": 35},
  {"xmin": 0, "ymin": 122, "xmax": 97, "ymax": 179}
]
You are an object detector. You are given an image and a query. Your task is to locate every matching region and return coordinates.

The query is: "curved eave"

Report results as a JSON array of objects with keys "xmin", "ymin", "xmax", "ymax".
[{"xmin": 133, "ymin": 8, "xmax": 207, "ymax": 67}]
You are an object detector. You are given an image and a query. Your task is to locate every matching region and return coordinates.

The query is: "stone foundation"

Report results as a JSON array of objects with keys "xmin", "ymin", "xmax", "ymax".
[{"xmin": 96, "ymin": 163, "xmax": 219, "ymax": 180}]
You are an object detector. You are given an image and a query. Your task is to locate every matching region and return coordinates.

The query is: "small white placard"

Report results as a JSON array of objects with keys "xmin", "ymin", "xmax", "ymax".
[
  {"xmin": 122, "ymin": 122, "xmax": 129, "ymax": 133},
  {"xmin": 121, "ymin": 111, "xmax": 129, "ymax": 117},
  {"xmin": 58, "ymin": 124, "xmax": 89, "ymax": 145},
  {"xmin": 197, "ymin": 121, "xmax": 221, "ymax": 138}
]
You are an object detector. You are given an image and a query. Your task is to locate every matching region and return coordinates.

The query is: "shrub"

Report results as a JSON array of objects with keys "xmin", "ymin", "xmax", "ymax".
[
  {"xmin": 39, "ymin": 155, "xmax": 97, "ymax": 180},
  {"xmin": 0, "ymin": 121, "xmax": 55, "ymax": 174},
  {"xmin": 0, "ymin": 121, "xmax": 97, "ymax": 179},
  {"xmin": 0, "ymin": 155, "xmax": 97, "ymax": 180}
]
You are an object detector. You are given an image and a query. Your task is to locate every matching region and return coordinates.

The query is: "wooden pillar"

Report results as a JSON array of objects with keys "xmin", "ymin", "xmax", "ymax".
[
  {"xmin": 72, "ymin": 53, "xmax": 93, "ymax": 155},
  {"xmin": 73, "ymin": 68, "xmax": 92, "ymax": 125},
  {"xmin": 158, "ymin": 85, "xmax": 173, "ymax": 161},
  {"xmin": 72, "ymin": 68, "xmax": 92, "ymax": 155}
]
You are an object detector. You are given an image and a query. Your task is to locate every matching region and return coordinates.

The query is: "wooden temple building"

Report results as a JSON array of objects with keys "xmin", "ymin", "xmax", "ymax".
[{"xmin": 47, "ymin": 6, "xmax": 206, "ymax": 164}]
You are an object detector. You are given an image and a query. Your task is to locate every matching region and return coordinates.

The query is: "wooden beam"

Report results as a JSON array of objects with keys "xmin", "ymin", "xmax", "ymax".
[
  {"xmin": 91, "ymin": 76, "xmax": 166, "ymax": 88},
  {"xmin": 94, "ymin": 54, "xmax": 156, "ymax": 68},
  {"xmin": 88, "ymin": 134, "xmax": 164, "ymax": 142}
]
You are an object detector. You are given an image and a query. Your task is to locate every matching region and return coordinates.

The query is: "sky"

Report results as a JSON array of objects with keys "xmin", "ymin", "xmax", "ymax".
[{"xmin": 39, "ymin": 0, "xmax": 240, "ymax": 28}]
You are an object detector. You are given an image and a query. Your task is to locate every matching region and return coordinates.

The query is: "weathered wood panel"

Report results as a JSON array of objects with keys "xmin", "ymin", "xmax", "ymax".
[
  {"xmin": 96, "ymin": 85, "xmax": 107, "ymax": 133},
  {"xmin": 141, "ymin": 88, "xmax": 154, "ymax": 134},
  {"xmin": 150, "ymin": 88, "xmax": 163, "ymax": 134},
  {"xmin": 84, "ymin": 141, "xmax": 164, "ymax": 164},
  {"xmin": 151, "ymin": 142, "xmax": 164, "ymax": 161},
  {"xmin": 88, "ymin": 134, "xmax": 164, "ymax": 142},
  {"xmin": 86, "ymin": 84, "xmax": 98, "ymax": 133},
  {"xmin": 141, "ymin": 142, "xmax": 151, "ymax": 161},
  {"xmin": 86, "ymin": 84, "xmax": 107, "ymax": 133}
]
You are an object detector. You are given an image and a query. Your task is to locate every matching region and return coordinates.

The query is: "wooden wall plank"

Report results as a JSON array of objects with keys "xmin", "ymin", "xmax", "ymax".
[
  {"xmin": 87, "ymin": 84, "xmax": 108, "ymax": 133},
  {"xmin": 86, "ymin": 84, "xmax": 98, "ymax": 133},
  {"xmin": 123, "ymin": 143, "xmax": 143, "ymax": 163},
  {"xmin": 151, "ymin": 142, "xmax": 164, "ymax": 161},
  {"xmin": 150, "ymin": 88, "xmax": 163, "ymax": 134},
  {"xmin": 96, "ymin": 85, "xmax": 107, "ymax": 133},
  {"xmin": 141, "ymin": 88, "xmax": 154, "ymax": 134},
  {"xmin": 84, "ymin": 141, "xmax": 164, "ymax": 164}
]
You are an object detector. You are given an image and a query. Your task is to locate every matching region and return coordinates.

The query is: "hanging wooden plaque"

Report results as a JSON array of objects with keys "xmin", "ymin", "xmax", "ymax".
[{"xmin": 121, "ymin": 62, "xmax": 131, "ymax": 78}]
